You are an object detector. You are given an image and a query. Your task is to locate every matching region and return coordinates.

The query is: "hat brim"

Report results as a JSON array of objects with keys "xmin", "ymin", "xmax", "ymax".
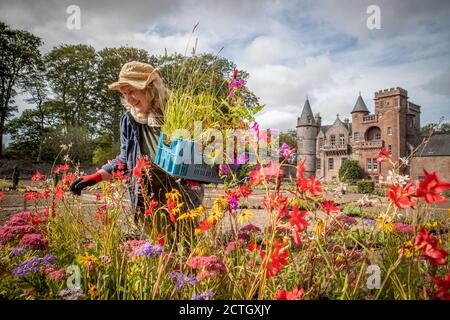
[{"xmin": 108, "ymin": 80, "xmax": 147, "ymax": 91}]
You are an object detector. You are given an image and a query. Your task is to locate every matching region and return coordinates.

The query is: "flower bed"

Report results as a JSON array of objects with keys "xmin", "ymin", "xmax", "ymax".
[{"xmin": 0, "ymin": 145, "xmax": 449, "ymax": 300}]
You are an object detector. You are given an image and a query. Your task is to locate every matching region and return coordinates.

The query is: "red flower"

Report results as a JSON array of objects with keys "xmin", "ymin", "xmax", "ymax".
[
  {"xmin": 266, "ymin": 240, "xmax": 290, "ymax": 278},
  {"xmin": 32, "ymin": 170, "xmax": 45, "ymax": 182},
  {"xmin": 263, "ymin": 193, "xmax": 289, "ymax": 219},
  {"xmin": 248, "ymin": 242, "xmax": 262, "ymax": 252},
  {"xmin": 144, "ymin": 200, "xmax": 159, "ymax": 216},
  {"xmin": 53, "ymin": 163, "xmax": 69, "ymax": 174},
  {"xmin": 386, "ymin": 182, "xmax": 416, "ymax": 209},
  {"xmin": 376, "ymin": 147, "xmax": 391, "ymax": 163},
  {"xmin": 24, "ymin": 192, "xmax": 42, "ymax": 202},
  {"xmin": 54, "ymin": 187, "xmax": 64, "ymax": 200},
  {"xmin": 262, "ymin": 160, "xmax": 283, "ymax": 179},
  {"xmin": 197, "ymin": 219, "xmax": 213, "ymax": 233},
  {"xmin": 276, "ymin": 287, "xmax": 304, "ymax": 300},
  {"xmin": 238, "ymin": 184, "xmax": 253, "ymax": 198},
  {"xmin": 415, "ymin": 169, "xmax": 450, "ymax": 204},
  {"xmin": 414, "ymin": 227, "xmax": 448, "ymax": 265},
  {"xmin": 298, "ymin": 176, "xmax": 323, "ymax": 196},
  {"xmin": 433, "ymin": 271, "xmax": 450, "ymax": 300},
  {"xmin": 289, "ymin": 205, "xmax": 309, "ymax": 245},
  {"xmin": 321, "ymin": 200, "xmax": 340, "ymax": 214},
  {"xmin": 249, "ymin": 165, "xmax": 263, "ymax": 186},
  {"xmin": 296, "ymin": 159, "xmax": 306, "ymax": 181},
  {"xmin": 132, "ymin": 155, "xmax": 151, "ymax": 178},
  {"xmin": 61, "ymin": 172, "xmax": 77, "ymax": 186},
  {"xmin": 0, "ymin": 191, "xmax": 4, "ymax": 201}
]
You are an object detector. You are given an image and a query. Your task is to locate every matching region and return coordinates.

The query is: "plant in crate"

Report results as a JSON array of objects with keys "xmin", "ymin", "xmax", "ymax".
[{"xmin": 157, "ymin": 66, "xmax": 264, "ymax": 183}]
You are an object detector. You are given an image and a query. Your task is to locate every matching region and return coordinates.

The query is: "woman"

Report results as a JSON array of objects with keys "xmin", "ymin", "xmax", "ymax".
[{"xmin": 69, "ymin": 61, "xmax": 204, "ymax": 226}]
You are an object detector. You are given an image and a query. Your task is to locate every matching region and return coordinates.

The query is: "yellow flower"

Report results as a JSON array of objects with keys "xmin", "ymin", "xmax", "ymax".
[
  {"xmin": 88, "ymin": 284, "xmax": 98, "ymax": 299},
  {"xmin": 237, "ymin": 209, "xmax": 253, "ymax": 224},
  {"xmin": 166, "ymin": 188, "xmax": 182, "ymax": 201},
  {"xmin": 376, "ymin": 218, "xmax": 394, "ymax": 233},
  {"xmin": 210, "ymin": 196, "xmax": 229, "ymax": 220},
  {"xmin": 192, "ymin": 246, "xmax": 208, "ymax": 256},
  {"xmin": 177, "ymin": 205, "xmax": 205, "ymax": 220},
  {"xmin": 79, "ymin": 253, "xmax": 99, "ymax": 270},
  {"xmin": 399, "ymin": 240, "xmax": 415, "ymax": 258},
  {"xmin": 314, "ymin": 220, "xmax": 324, "ymax": 235}
]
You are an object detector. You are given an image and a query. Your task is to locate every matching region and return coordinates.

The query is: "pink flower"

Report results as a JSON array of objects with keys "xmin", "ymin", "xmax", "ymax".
[
  {"xmin": 225, "ymin": 239, "xmax": 245, "ymax": 253},
  {"xmin": 240, "ymin": 224, "xmax": 261, "ymax": 233},
  {"xmin": 393, "ymin": 223, "xmax": 414, "ymax": 235},
  {"xmin": 19, "ymin": 233, "xmax": 48, "ymax": 250},
  {"xmin": 47, "ymin": 268, "xmax": 66, "ymax": 282},
  {"xmin": 186, "ymin": 255, "xmax": 228, "ymax": 281}
]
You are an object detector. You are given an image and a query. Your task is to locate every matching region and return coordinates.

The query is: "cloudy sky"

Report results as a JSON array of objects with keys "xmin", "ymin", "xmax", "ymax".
[{"xmin": 1, "ymin": 0, "xmax": 450, "ymax": 132}]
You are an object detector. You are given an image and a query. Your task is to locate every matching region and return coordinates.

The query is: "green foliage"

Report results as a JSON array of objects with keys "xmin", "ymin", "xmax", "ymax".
[
  {"xmin": 357, "ymin": 180, "xmax": 375, "ymax": 194},
  {"xmin": 0, "ymin": 22, "xmax": 43, "ymax": 157},
  {"xmin": 92, "ymin": 135, "xmax": 120, "ymax": 165},
  {"xmin": 339, "ymin": 160, "xmax": 362, "ymax": 182}
]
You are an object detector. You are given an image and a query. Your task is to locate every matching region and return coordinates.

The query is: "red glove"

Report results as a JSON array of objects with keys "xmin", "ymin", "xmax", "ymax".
[{"xmin": 69, "ymin": 172, "xmax": 102, "ymax": 196}]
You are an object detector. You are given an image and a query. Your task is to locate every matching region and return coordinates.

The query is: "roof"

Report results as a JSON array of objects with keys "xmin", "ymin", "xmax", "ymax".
[
  {"xmin": 320, "ymin": 125, "xmax": 331, "ymax": 134},
  {"xmin": 351, "ymin": 94, "xmax": 369, "ymax": 114},
  {"xmin": 298, "ymin": 98, "xmax": 314, "ymax": 126},
  {"xmin": 412, "ymin": 134, "xmax": 450, "ymax": 157}
]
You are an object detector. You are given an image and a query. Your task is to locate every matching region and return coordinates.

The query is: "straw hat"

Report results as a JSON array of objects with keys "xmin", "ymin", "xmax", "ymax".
[{"xmin": 108, "ymin": 61, "xmax": 163, "ymax": 91}]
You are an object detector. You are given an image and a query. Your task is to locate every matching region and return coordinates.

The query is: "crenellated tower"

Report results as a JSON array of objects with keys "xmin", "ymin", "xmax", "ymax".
[{"xmin": 296, "ymin": 98, "xmax": 319, "ymax": 177}]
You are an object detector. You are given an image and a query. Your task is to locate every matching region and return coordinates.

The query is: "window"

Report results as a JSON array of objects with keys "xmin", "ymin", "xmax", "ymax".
[
  {"xmin": 375, "ymin": 132, "xmax": 381, "ymax": 140},
  {"xmin": 388, "ymin": 145, "xmax": 392, "ymax": 153},
  {"xmin": 387, "ymin": 127, "xmax": 393, "ymax": 135},
  {"xmin": 339, "ymin": 134, "xmax": 345, "ymax": 145},
  {"xmin": 328, "ymin": 158, "xmax": 334, "ymax": 170},
  {"xmin": 354, "ymin": 132, "xmax": 360, "ymax": 142},
  {"xmin": 319, "ymin": 138, "xmax": 324, "ymax": 148},
  {"xmin": 330, "ymin": 135, "xmax": 336, "ymax": 145},
  {"xmin": 372, "ymin": 158, "xmax": 378, "ymax": 171},
  {"xmin": 367, "ymin": 158, "xmax": 372, "ymax": 171},
  {"xmin": 316, "ymin": 159, "xmax": 321, "ymax": 170}
]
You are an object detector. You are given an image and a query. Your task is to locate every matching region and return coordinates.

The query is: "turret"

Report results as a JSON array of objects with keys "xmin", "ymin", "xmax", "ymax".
[{"xmin": 296, "ymin": 97, "xmax": 319, "ymax": 177}]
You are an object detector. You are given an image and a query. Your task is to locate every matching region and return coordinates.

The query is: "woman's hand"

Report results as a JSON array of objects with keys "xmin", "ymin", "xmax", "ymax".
[{"xmin": 69, "ymin": 172, "xmax": 103, "ymax": 195}]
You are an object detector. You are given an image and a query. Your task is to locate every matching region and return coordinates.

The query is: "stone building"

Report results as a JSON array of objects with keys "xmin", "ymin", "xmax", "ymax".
[{"xmin": 296, "ymin": 87, "xmax": 425, "ymax": 182}]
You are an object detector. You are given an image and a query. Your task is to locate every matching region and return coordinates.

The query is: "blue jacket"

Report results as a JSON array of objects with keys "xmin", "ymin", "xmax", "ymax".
[{"xmin": 101, "ymin": 111, "xmax": 203, "ymax": 212}]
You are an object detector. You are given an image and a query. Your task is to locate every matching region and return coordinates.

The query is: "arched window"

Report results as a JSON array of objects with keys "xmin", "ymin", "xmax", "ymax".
[{"xmin": 365, "ymin": 126, "xmax": 381, "ymax": 141}]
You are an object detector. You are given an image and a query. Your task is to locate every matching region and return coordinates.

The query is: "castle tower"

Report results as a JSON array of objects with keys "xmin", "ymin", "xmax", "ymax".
[{"xmin": 296, "ymin": 97, "xmax": 319, "ymax": 177}]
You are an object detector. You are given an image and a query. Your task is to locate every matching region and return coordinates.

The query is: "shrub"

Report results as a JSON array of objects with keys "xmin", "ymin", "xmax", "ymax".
[
  {"xmin": 357, "ymin": 180, "xmax": 375, "ymax": 194},
  {"xmin": 339, "ymin": 160, "xmax": 362, "ymax": 182}
]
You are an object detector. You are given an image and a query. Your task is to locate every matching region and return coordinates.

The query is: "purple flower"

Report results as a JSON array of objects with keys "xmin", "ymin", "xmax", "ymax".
[
  {"xmin": 229, "ymin": 196, "xmax": 239, "ymax": 211},
  {"xmin": 169, "ymin": 271, "xmax": 197, "ymax": 289},
  {"xmin": 26, "ymin": 257, "xmax": 42, "ymax": 272},
  {"xmin": 277, "ymin": 143, "xmax": 291, "ymax": 158},
  {"xmin": 13, "ymin": 266, "xmax": 29, "ymax": 278},
  {"xmin": 134, "ymin": 241, "xmax": 163, "ymax": 258},
  {"xmin": 364, "ymin": 218, "xmax": 376, "ymax": 225},
  {"xmin": 220, "ymin": 164, "xmax": 231, "ymax": 175},
  {"xmin": 9, "ymin": 245, "xmax": 29, "ymax": 258},
  {"xmin": 43, "ymin": 254, "xmax": 56, "ymax": 265},
  {"xmin": 228, "ymin": 80, "xmax": 246, "ymax": 97},
  {"xmin": 193, "ymin": 291, "xmax": 215, "ymax": 300},
  {"xmin": 234, "ymin": 153, "xmax": 250, "ymax": 166}
]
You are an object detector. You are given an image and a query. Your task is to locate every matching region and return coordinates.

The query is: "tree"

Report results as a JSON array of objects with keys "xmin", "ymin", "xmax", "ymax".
[
  {"xmin": 44, "ymin": 44, "xmax": 97, "ymax": 131},
  {"xmin": 339, "ymin": 160, "xmax": 362, "ymax": 182},
  {"xmin": 0, "ymin": 22, "xmax": 43, "ymax": 157},
  {"xmin": 19, "ymin": 54, "xmax": 48, "ymax": 161},
  {"xmin": 421, "ymin": 123, "xmax": 450, "ymax": 135}
]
